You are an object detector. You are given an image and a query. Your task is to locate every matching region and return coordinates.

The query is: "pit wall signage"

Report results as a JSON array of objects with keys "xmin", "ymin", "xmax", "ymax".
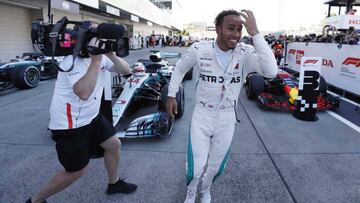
[
  {"xmin": 286, "ymin": 42, "xmax": 360, "ymax": 95},
  {"xmin": 293, "ymin": 57, "xmax": 322, "ymax": 121},
  {"xmin": 326, "ymin": 14, "xmax": 360, "ymax": 29}
]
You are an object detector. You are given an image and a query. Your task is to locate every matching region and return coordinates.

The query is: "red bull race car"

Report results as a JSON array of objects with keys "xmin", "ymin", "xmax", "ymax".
[{"xmin": 244, "ymin": 67, "xmax": 340, "ymax": 111}]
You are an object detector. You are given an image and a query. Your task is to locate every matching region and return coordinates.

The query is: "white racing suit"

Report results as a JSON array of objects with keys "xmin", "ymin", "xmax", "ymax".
[{"xmin": 168, "ymin": 34, "xmax": 278, "ymax": 191}]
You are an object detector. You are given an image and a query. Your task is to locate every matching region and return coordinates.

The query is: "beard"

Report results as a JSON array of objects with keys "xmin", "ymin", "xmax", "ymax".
[{"xmin": 218, "ymin": 32, "xmax": 239, "ymax": 50}]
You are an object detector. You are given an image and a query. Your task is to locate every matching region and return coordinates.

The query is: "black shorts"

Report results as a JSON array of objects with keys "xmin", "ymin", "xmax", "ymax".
[{"xmin": 51, "ymin": 114, "xmax": 116, "ymax": 172}]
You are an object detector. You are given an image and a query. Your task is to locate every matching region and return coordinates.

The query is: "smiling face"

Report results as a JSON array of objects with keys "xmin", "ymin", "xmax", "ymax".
[{"xmin": 216, "ymin": 15, "xmax": 243, "ymax": 51}]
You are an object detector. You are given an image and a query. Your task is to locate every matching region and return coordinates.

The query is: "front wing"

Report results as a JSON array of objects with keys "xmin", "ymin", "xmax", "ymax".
[
  {"xmin": 115, "ymin": 112, "xmax": 173, "ymax": 138},
  {"xmin": 257, "ymin": 92, "xmax": 340, "ymax": 111}
]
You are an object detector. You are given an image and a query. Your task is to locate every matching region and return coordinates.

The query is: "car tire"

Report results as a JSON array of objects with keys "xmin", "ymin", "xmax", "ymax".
[
  {"xmin": 11, "ymin": 66, "xmax": 41, "ymax": 89},
  {"xmin": 174, "ymin": 85, "xmax": 185, "ymax": 119},
  {"xmin": 184, "ymin": 67, "xmax": 193, "ymax": 80},
  {"xmin": 159, "ymin": 83, "xmax": 185, "ymax": 119},
  {"xmin": 46, "ymin": 63, "xmax": 59, "ymax": 78},
  {"xmin": 319, "ymin": 76, "xmax": 327, "ymax": 94},
  {"xmin": 159, "ymin": 84, "xmax": 169, "ymax": 111},
  {"xmin": 245, "ymin": 74, "xmax": 264, "ymax": 99}
]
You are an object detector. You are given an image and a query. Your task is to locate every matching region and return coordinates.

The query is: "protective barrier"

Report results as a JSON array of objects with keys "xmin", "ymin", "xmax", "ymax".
[{"xmin": 286, "ymin": 42, "xmax": 360, "ymax": 96}]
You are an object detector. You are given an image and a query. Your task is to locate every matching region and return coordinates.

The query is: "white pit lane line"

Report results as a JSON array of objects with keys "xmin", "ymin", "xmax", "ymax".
[
  {"xmin": 327, "ymin": 91, "xmax": 360, "ymax": 107},
  {"xmin": 326, "ymin": 110, "xmax": 360, "ymax": 133},
  {"xmin": 326, "ymin": 91, "xmax": 360, "ymax": 133}
]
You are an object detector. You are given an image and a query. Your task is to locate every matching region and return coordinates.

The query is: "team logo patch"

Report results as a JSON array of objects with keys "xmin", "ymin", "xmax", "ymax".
[
  {"xmin": 200, "ymin": 57, "xmax": 212, "ymax": 61},
  {"xmin": 200, "ymin": 62, "xmax": 211, "ymax": 67},
  {"xmin": 200, "ymin": 74, "xmax": 241, "ymax": 83},
  {"xmin": 203, "ymin": 51, "xmax": 211, "ymax": 58}
]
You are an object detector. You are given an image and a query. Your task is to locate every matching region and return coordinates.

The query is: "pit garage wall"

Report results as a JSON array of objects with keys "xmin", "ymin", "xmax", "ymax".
[
  {"xmin": 0, "ymin": 0, "xmax": 173, "ymax": 62},
  {"xmin": 0, "ymin": 0, "xmax": 45, "ymax": 62},
  {"xmin": 51, "ymin": 10, "xmax": 82, "ymax": 22},
  {"xmin": 101, "ymin": 0, "xmax": 173, "ymax": 38},
  {"xmin": 133, "ymin": 22, "xmax": 168, "ymax": 37},
  {"xmin": 102, "ymin": 0, "xmax": 172, "ymax": 28},
  {"xmin": 0, "ymin": 0, "xmax": 83, "ymax": 62},
  {"xmin": 0, "ymin": 0, "xmax": 123, "ymax": 62}
]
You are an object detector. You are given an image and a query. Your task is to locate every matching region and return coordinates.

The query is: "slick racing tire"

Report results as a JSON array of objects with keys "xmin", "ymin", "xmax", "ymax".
[
  {"xmin": 11, "ymin": 66, "xmax": 41, "ymax": 89},
  {"xmin": 174, "ymin": 85, "xmax": 185, "ymax": 119},
  {"xmin": 319, "ymin": 76, "xmax": 327, "ymax": 94},
  {"xmin": 245, "ymin": 74, "xmax": 264, "ymax": 100},
  {"xmin": 159, "ymin": 83, "xmax": 185, "ymax": 119},
  {"xmin": 46, "ymin": 63, "xmax": 59, "ymax": 78}
]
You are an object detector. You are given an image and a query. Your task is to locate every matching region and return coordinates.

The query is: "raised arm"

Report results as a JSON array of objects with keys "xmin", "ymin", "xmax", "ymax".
[
  {"xmin": 73, "ymin": 54, "xmax": 102, "ymax": 101},
  {"xmin": 240, "ymin": 10, "xmax": 278, "ymax": 78},
  {"xmin": 106, "ymin": 52, "xmax": 132, "ymax": 75}
]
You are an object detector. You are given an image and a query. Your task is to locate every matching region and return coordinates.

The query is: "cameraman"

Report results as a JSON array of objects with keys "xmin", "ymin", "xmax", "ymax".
[{"xmin": 27, "ymin": 30, "xmax": 137, "ymax": 202}]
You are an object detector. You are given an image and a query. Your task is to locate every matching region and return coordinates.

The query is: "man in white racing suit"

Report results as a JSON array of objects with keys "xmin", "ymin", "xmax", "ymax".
[{"xmin": 166, "ymin": 9, "xmax": 278, "ymax": 203}]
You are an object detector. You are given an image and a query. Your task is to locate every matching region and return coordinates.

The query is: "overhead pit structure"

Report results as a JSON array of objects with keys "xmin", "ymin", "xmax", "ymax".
[
  {"xmin": 284, "ymin": 0, "xmax": 360, "ymax": 98},
  {"xmin": 325, "ymin": 0, "xmax": 360, "ymax": 16}
]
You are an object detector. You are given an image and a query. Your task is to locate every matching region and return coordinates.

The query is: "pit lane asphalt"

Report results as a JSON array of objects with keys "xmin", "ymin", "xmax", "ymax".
[{"xmin": 1, "ymin": 46, "xmax": 360, "ymax": 203}]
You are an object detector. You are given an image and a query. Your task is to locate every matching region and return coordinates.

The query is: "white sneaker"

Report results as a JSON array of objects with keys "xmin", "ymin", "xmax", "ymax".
[
  {"xmin": 200, "ymin": 187, "xmax": 211, "ymax": 203},
  {"xmin": 184, "ymin": 188, "xmax": 196, "ymax": 203}
]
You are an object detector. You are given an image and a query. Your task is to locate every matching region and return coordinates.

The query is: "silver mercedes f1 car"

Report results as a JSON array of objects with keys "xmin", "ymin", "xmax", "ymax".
[{"xmin": 112, "ymin": 51, "xmax": 185, "ymax": 138}]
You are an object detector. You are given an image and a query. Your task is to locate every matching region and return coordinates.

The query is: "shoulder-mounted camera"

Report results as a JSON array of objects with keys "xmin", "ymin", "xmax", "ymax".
[{"xmin": 31, "ymin": 16, "xmax": 129, "ymax": 72}]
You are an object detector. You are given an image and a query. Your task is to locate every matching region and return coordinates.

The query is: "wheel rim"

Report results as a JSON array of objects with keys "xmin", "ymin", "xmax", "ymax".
[{"xmin": 26, "ymin": 68, "xmax": 40, "ymax": 86}]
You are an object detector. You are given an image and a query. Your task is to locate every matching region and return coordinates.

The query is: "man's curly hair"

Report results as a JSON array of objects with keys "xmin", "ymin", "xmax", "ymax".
[{"xmin": 214, "ymin": 9, "xmax": 241, "ymax": 26}]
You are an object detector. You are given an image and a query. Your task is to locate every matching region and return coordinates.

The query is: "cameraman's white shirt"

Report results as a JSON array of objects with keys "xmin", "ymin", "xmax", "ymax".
[{"xmin": 49, "ymin": 55, "xmax": 113, "ymax": 130}]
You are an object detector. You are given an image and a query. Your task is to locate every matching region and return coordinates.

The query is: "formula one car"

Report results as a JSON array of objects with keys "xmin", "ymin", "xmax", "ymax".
[
  {"xmin": 245, "ymin": 68, "xmax": 339, "ymax": 111},
  {"xmin": 0, "ymin": 52, "xmax": 59, "ymax": 91},
  {"xmin": 112, "ymin": 61, "xmax": 184, "ymax": 138},
  {"xmin": 137, "ymin": 50, "xmax": 193, "ymax": 80}
]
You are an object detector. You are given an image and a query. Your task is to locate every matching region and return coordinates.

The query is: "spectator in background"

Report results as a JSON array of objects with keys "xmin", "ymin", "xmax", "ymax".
[
  {"xmin": 272, "ymin": 40, "xmax": 283, "ymax": 65},
  {"xmin": 178, "ymin": 35, "xmax": 183, "ymax": 47},
  {"xmin": 345, "ymin": 26, "xmax": 359, "ymax": 45},
  {"xmin": 159, "ymin": 35, "xmax": 163, "ymax": 47},
  {"xmin": 347, "ymin": 9, "xmax": 357, "ymax": 15},
  {"xmin": 150, "ymin": 34, "xmax": 156, "ymax": 48},
  {"xmin": 162, "ymin": 35, "xmax": 166, "ymax": 47},
  {"xmin": 166, "ymin": 35, "xmax": 170, "ymax": 46}
]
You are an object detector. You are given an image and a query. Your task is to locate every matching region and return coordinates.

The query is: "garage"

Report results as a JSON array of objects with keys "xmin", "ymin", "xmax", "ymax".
[
  {"xmin": 52, "ymin": 10, "xmax": 82, "ymax": 22},
  {"xmin": 0, "ymin": 3, "xmax": 43, "ymax": 62}
]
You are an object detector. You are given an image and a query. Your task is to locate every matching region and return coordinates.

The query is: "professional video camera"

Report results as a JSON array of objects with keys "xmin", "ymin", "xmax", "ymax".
[{"xmin": 31, "ymin": 16, "xmax": 129, "ymax": 72}]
